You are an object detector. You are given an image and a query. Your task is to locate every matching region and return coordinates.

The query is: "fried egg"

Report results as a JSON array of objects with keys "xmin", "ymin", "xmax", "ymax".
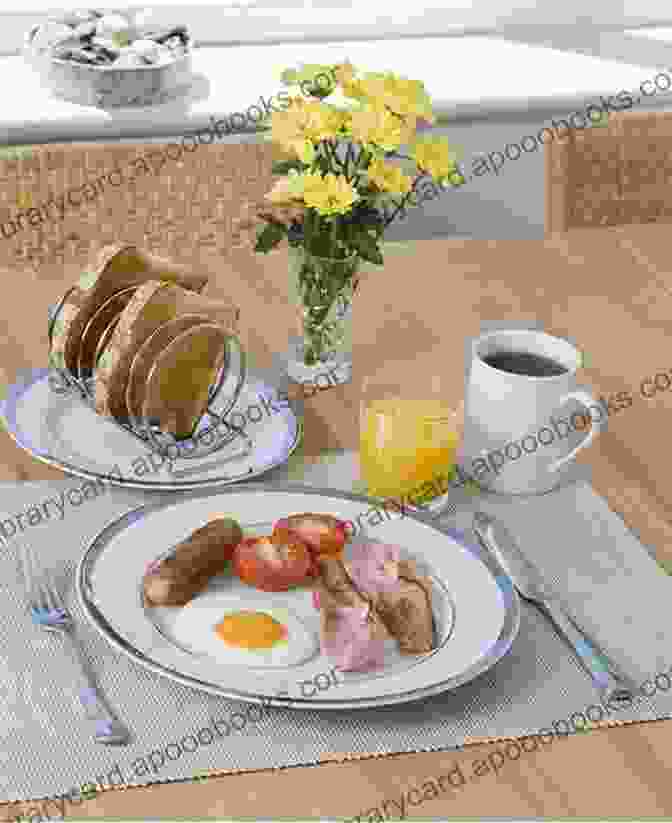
[{"xmin": 171, "ymin": 591, "xmax": 319, "ymax": 667}]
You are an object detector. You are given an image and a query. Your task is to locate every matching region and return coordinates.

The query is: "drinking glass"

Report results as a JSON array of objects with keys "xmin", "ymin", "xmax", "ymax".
[{"xmin": 358, "ymin": 375, "xmax": 463, "ymax": 503}]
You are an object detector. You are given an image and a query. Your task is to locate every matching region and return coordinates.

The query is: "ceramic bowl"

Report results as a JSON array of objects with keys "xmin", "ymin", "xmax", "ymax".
[{"xmin": 24, "ymin": 20, "xmax": 193, "ymax": 108}]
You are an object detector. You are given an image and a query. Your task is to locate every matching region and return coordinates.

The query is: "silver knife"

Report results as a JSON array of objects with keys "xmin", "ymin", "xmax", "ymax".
[{"xmin": 472, "ymin": 510, "xmax": 637, "ymax": 706}]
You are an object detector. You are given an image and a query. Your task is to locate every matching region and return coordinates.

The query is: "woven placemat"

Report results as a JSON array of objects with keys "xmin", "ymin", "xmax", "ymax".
[{"xmin": 0, "ymin": 450, "xmax": 671, "ymax": 807}]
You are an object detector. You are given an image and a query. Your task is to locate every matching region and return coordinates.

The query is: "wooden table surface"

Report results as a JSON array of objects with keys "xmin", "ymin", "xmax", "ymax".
[{"xmin": 3, "ymin": 225, "xmax": 672, "ymax": 820}]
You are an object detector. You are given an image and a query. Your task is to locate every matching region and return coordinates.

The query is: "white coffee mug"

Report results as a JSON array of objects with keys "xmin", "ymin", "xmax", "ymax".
[{"xmin": 462, "ymin": 329, "xmax": 604, "ymax": 494}]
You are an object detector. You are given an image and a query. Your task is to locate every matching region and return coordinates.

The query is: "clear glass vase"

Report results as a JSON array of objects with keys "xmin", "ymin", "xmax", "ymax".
[{"xmin": 286, "ymin": 246, "xmax": 359, "ymax": 384}]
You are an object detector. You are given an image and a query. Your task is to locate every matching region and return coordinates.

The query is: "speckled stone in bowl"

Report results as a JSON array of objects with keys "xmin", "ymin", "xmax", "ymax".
[{"xmin": 24, "ymin": 22, "xmax": 193, "ymax": 108}]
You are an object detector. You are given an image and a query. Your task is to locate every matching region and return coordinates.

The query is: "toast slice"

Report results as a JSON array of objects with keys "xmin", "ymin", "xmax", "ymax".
[
  {"xmin": 50, "ymin": 243, "xmax": 210, "ymax": 374},
  {"xmin": 126, "ymin": 313, "xmax": 211, "ymax": 425},
  {"xmin": 95, "ymin": 281, "xmax": 239, "ymax": 421},
  {"xmin": 76, "ymin": 286, "xmax": 137, "ymax": 378},
  {"xmin": 94, "ymin": 280, "xmax": 176, "ymax": 420},
  {"xmin": 141, "ymin": 322, "xmax": 231, "ymax": 439},
  {"xmin": 93, "ymin": 313, "xmax": 124, "ymax": 372}
]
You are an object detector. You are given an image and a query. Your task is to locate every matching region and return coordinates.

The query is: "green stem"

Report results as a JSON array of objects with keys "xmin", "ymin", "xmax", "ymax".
[
  {"xmin": 298, "ymin": 250, "xmax": 355, "ymax": 365},
  {"xmin": 304, "ymin": 206, "xmax": 312, "ymax": 253},
  {"xmin": 331, "ymin": 215, "xmax": 338, "ymax": 258},
  {"xmin": 344, "ymin": 141, "xmax": 354, "ymax": 177},
  {"xmin": 324, "ymin": 139, "xmax": 345, "ymax": 176},
  {"xmin": 351, "ymin": 145, "xmax": 370, "ymax": 186}
]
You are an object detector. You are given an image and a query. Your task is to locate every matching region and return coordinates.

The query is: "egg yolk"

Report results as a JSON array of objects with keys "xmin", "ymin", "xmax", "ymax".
[{"xmin": 215, "ymin": 611, "xmax": 288, "ymax": 650}]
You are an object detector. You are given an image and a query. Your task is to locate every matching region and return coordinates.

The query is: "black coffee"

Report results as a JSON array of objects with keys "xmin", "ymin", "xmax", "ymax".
[{"xmin": 482, "ymin": 350, "xmax": 568, "ymax": 377}]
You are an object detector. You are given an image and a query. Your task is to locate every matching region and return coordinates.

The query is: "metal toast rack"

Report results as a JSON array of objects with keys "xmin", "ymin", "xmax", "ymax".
[{"xmin": 47, "ymin": 285, "xmax": 254, "ymax": 463}]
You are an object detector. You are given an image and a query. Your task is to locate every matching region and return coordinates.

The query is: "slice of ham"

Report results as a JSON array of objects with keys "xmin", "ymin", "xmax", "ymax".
[
  {"xmin": 315, "ymin": 556, "xmax": 390, "ymax": 671},
  {"xmin": 314, "ymin": 552, "xmax": 436, "ymax": 668},
  {"xmin": 348, "ymin": 542, "xmax": 400, "ymax": 593},
  {"xmin": 320, "ymin": 605, "xmax": 388, "ymax": 672}
]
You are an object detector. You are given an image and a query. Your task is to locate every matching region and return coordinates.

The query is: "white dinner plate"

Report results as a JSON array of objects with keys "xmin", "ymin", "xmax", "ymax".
[
  {"xmin": 1, "ymin": 368, "xmax": 301, "ymax": 490},
  {"xmin": 76, "ymin": 485, "xmax": 520, "ymax": 709}
]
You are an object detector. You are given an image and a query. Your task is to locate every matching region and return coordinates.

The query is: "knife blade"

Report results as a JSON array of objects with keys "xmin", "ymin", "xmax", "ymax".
[
  {"xmin": 472, "ymin": 510, "xmax": 637, "ymax": 705},
  {"xmin": 472, "ymin": 510, "xmax": 553, "ymax": 601}
]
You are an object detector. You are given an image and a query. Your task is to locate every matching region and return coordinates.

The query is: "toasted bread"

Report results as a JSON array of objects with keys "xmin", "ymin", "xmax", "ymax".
[
  {"xmin": 93, "ymin": 313, "xmax": 124, "ymax": 372},
  {"xmin": 76, "ymin": 286, "xmax": 137, "ymax": 378},
  {"xmin": 50, "ymin": 243, "xmax": 210, "ymax": 374},
  {"xmin": 141, "ymin": 323, "xmax": 231, "ymax": 439},
  {"xmin": 94, "ymin": 280, "xmax": 177, "ymax": 420},
  {"xmin": 95, "ymin": 281, "xmax": 239, "ymax": 421},
  {"xmin": 126, "ymin": 313, "xmax": 211, "ymax": 425}
]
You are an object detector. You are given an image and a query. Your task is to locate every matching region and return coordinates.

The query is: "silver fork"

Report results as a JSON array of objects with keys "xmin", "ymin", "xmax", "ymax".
[{"xmin": 19, "ymin": 539, "xmax": 131, "ymax": 745}]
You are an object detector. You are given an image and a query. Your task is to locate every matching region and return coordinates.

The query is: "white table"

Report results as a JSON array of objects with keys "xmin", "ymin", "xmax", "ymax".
[{"xmin": 3, "ymin": 28, "xmax": 672, "ymax": 144}]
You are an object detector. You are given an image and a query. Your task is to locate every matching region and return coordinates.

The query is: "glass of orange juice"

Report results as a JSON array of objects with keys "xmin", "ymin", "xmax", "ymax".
[{"xmin": 359, "ymin": 375, "xmax": 463, "ymax": 503}]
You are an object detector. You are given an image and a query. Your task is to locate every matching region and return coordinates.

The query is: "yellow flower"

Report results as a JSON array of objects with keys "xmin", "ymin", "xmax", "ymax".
[
  {"xmin": 366, "ymin": 158, "xmax": 413, "ymax": 194},
  {"xmin": 302, "ymin": 172, "xmax": 359, "ymax": 216},
  {"xmin": 410, "ymin": 136, "xmax": 460, "ymax": 183},
  {"xmin": 340, "ymin": 75, "xmax": 369, "ymax": 103},
  {"xmin": 264, "ymin": 169, "xmax": 309, "ymax": 204},
  {"xmin": 332, "ymin": 60, "xmax": 362, "ymax": 99},
  {"xmin": 356, "ymin": 72, "xmax": 435, "ymax": 125},
  {"xmin": 270, "ymin": 98, "xmax": 345, "ymax": 162},
  {"xmin": 348, "ymin": 105, "xmax": 415, "ymax": 151},
  {"xmin": 333, "ymin": 61, "xmax": 357, "ymax": 88},
  {"xmin": 330, "ymin": 64, "xmax": 371, "ymax": 102}
]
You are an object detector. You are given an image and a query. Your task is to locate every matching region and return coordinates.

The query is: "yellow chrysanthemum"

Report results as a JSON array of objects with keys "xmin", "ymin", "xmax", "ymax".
[
  {"xmin": 302, "ymin": 172, "xmax": 359, "ymax": 216},
  {"xmin": 329, "ymin": 63, "xmax": 369, "ymax": 102},
  {"xmin": 332, "ymin": 61, "xmax": 357, "ymax": 88},
  {"xmin": 264, "ymin": 169, "xmax": 309, "ymax": 204},
  {"xmin": 366, "ymin": 158, "xmax": 413, "ymax": 194},
  {"xmin": 348, "ymin": 105, "xmax": 415, "ymax": 151},
  {"xmin": 356, "ymin": 72, "xmax": 435, "ymax": 125},
  {"xmin": 270, "ymin": 98, "xmax": 345, "ymax": 162},
  {"xmin": 340, "ymin": 75, "xmax": 369, "ymax": 102},
  {"xmin": 331, "ymin": 60, "xmax": 364, "ymax": 99},
  {"xmin": 410, "ymin": 136, "xmax": 460, "ymax": 183}
]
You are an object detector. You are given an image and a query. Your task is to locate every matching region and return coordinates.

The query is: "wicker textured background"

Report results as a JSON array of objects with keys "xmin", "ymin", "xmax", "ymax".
[
  {"xmin": 545, "ymin": 109, "xmax": 672, "ymax": 233},
  {"xmin": 0, "ymin": 140, "xmax": 281, "ymax": 277}
]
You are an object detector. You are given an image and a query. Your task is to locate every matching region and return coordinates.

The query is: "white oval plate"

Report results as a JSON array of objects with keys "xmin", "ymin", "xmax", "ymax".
[
  {"xmin": 76, "ymin": 485, "xmax": 520, "ymax": 709},
  {"xmin": 1, "ymin": 368, "xmax": 301, "ymax": 490}
]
